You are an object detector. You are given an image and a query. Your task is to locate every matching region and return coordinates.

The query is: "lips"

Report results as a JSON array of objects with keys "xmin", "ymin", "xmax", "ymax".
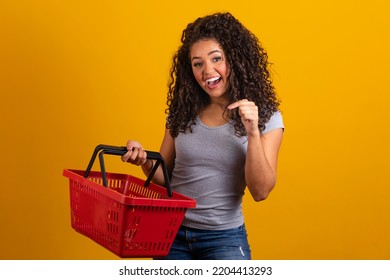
[{"xmin": 205, "ymin": 77, "xmax": 221, "ymax": 88}]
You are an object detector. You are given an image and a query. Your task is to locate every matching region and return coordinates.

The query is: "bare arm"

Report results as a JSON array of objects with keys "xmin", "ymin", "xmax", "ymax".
[
  {"xmin": 228, "ymin": 99, "xmax": 283, "ymax": 201},
  {"xmin": 143, "ymin": 129, "xmax": 175, "ymax": 186},
  {"xmin": 122, "ymin": 129, "xmax": 175, "ymax": 186},
  {"xmin": 245, "ymin": 128, "xmax": 283, "ymax": 201}
]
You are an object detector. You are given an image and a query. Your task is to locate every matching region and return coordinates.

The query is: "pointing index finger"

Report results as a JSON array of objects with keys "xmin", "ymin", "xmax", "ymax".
[{"xmin": 227, "ymin": 99, "xmax": 248, "ymax": 110}]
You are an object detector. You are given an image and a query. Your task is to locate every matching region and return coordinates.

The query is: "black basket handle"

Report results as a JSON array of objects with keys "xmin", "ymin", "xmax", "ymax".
[{"xmin": 83, "ymin": 144, "xmax": 172, "ymax": 197}]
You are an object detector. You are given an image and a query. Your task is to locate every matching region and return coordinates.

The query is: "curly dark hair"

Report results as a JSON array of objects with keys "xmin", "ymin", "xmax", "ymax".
[{"xmin": 166, "ymin": 12, "xmax": 280, "ymax": 137}]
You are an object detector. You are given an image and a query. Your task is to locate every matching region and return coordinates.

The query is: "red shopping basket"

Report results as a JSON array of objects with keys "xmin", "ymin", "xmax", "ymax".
[{"xmin": 63, "ymin": 144, "xmax": 196, "ymax": 258}]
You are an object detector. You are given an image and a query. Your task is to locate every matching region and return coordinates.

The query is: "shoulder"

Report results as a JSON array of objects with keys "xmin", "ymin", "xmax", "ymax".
[{"xmin": 262, "ymin": 111, "xmax": 284, "ymax": 135}]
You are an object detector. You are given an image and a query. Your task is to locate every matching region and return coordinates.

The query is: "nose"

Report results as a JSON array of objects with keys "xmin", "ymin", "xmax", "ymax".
[{"xmin": 203, "ymin": 61, "xmax": 214, "ymax": 75}]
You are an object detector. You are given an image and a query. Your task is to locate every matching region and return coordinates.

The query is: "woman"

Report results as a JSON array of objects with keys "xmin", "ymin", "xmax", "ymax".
[{"xmin": 122, "ymin": 12, "xmax": 284, "ymax": 260}]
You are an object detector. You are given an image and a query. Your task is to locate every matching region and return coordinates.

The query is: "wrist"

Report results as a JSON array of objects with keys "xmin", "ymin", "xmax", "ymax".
[
  {"xmin": 247, "ymin": 129, "xmax": 261, "ymax": 138},
  {"xmin": 141, "ymin": 159, "xmax": 154, "ymax": 173}
]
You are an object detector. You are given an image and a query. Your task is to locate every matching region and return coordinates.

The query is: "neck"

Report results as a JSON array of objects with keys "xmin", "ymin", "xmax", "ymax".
[{"xmin": 209, "ymin": 95, "xmax": 229, "ymax": 108}]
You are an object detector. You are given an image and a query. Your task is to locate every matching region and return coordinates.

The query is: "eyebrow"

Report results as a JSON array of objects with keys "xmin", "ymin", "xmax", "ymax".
[{"xmin": 191, "ymin": 50, "xmax": 222, "ymax": 61}]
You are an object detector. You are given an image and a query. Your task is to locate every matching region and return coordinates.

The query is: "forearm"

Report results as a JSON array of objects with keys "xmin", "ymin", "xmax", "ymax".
[
  {"xmin": 141, "ymin": 159, "xmax": 167, "ymax": 186},
  {"xmin": 123, "ymin": 130, "xmax": 175, "ymax": 188},
  {"xmin": 245, "ymin": 133, "xmax": 277, "ymax": 201}
]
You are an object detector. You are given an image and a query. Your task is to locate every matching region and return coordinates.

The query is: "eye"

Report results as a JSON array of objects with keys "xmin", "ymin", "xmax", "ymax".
[
  {"xmin": 193, "ymin": 62, "xmax": 202, "ymax": 68},
  {"xmin": 212, "ymin": 56, "xmax": 222, "ymax": 62}
]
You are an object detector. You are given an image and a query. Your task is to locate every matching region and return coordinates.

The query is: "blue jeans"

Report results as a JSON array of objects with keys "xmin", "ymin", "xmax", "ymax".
[{"xmin": 155, "ymin": 224, "xmax": 251, "ymax": 260}]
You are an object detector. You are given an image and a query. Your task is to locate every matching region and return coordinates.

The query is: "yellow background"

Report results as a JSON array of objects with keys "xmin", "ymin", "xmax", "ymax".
[{"xmin": 1, "ymin": 0, "xmax": 389, "ymax": 259}]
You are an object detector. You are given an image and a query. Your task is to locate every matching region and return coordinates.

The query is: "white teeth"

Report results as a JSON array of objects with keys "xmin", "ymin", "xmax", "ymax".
[{"xmin": 206, "ymin": 77, "xmax": 220, "ymax": 85}]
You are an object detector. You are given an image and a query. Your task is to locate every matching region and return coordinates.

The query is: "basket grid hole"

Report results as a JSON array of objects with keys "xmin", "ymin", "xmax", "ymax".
[
  {"xmin": 126, "ymin": 182, "xmax": 165, "ymax": 199},
  {"xmin": 169, "ymin": 216, "xmax": 178, "ymax": 226},
  {"xmin": 165, "ymin": 230, "xmax": 174, "ymax": 240},
  {"xmin": 132, "ymin": 215, "xmax": 141, "ymax": 226},
  {"xmin": 107, "ymin": 222, "xmax": 118, "ymax": 234},
  {"xmin": 108, "ymin": 210, "xmax": 119, "ymax": 222},
  {"xmin": 125, "ymin": 228, "xmax": 137, "ymax": 240},
  {"xmin": 125, "ymin": 241, "xmax": 169, "ymax": 252},
  {"xmin": 109, "ymin": 179, "xmax": 122, "ymax": 189},
  {"xmin": 89, "ymin": 177, "xmax": 102, "ymax": 185}
]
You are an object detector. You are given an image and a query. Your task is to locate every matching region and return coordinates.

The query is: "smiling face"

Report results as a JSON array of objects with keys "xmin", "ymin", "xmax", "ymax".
[{"xmin": 190, "ymin": 38, "xmax": 230, "ymax": 103}]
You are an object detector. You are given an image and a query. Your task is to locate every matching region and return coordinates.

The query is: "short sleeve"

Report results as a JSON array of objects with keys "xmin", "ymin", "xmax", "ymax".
[{"xmin": 261, "ymin": 111, "xmax": 284, "ymax": 135}]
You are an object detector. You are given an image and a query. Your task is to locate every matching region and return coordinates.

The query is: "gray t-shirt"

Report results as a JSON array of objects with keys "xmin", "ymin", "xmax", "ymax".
[{"xmin": 171, "ymin": 111, "xmax": 284, "ymax": 230}]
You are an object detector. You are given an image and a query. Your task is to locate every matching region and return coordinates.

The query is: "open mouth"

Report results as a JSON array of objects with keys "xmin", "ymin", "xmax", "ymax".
[{"xmin": 206, "ymin": 77, "xmax": 222, "ymax": 87}]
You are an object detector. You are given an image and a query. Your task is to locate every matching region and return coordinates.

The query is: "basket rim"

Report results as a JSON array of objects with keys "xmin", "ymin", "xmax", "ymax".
[{"xmin": 63, "ymin": 169, "xmax": 196, "ymax": 208}]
